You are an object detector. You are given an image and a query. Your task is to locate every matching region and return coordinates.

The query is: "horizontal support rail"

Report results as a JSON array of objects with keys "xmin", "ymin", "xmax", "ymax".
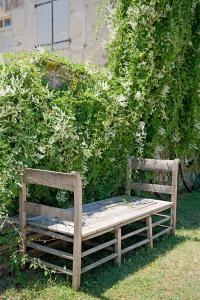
[
  {"xmin": 152, "ymin": 227, "xmax": 172, "ymax": 239},
  {"xmin": 24, "ymin": 168, "xmax": 78, "ymax": 192},
  {"xmin": 26, "ymin": 202, "xmax": 74, "ymax": 222},
  {"xmin": 28, "ymin": 257, "xmax": 72, "ymax": 275},
  {"xmin": 130, "ymin": 183, "xmax": 172, "ymax": 194},
  {"xmin": 129, "ymin": 157, "xmax": 174, "ymax": 171},
  {"xmin": 27, "ymin": 242, "xmax": 73, "ymax": 260},
  {"xmin": 81, "ymin": 253, "xmax": 117, "ymax": 274},
  {"xmin": 152, "ymin": 216, "xmax": 171, "ymax": 228},
  {"xmin": 121, "ymin": 238, "xmax": 150, "ymax": 255},
  {"xmin": 155, "ymin": 214, "xmax": 170, "ymax": 218},
  {"xmin": 121, "ymin": 226, "xmax": 148, "ymax": 240},
  {"xmin": 81, "ymin": 239, "xmax": 117, "ymax": 258},
  {"xmin": 27, "ymin": 227, "xmax": 74, "ymax": 243}
]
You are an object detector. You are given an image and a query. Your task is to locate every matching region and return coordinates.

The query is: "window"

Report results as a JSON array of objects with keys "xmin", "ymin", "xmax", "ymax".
[
  {"xmin": 0, "ymin": 17, "xmax": 12, "ymax": 29},
  {"xmin": 4, "ymin": 18, "xmax": 11, "ymax": 27},
  {"xmin": 36, "ymin": 0, "xmax": 69, "ymax": 50}
]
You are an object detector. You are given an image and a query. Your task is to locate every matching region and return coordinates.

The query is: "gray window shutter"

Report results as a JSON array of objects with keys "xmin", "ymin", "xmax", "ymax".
[
  {"xmin": 36, "ymin": 0, "xmax": 52, "ymax": 47},
  {"xmin": 53, "ymin": 0, "xmax": 69, "ymax": 50}
]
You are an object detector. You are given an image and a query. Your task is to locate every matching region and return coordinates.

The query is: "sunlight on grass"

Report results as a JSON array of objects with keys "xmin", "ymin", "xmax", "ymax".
[{"xmin": 0, "ymin": 192, "xmax": 200, "ymax": 300}]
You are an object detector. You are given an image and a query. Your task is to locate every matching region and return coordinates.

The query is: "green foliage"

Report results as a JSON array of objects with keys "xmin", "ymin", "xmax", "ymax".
[
  {"xmin": 0, "ymin": 52, "xmax": 139, "ymax": 213},
  {"xmin": 107, "ymin": 0, "xmax": 200, "ymax": 163},
  {"xmin": 1, "ymin": 1, "xmax": 200, "ymax": 213}
]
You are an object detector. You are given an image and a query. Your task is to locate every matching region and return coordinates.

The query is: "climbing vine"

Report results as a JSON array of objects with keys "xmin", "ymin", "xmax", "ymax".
[{"xmin": 106, "ymin": 0, "xmax": 200, "ymax": 186}]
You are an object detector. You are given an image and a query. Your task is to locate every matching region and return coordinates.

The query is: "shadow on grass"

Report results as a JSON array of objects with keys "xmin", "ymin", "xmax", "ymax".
[{"xmin": 0, "ymin": 192, "xmax": 199, "ymax": 299}]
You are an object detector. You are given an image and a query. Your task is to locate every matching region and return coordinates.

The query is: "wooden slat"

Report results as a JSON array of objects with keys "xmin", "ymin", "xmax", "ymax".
[
  {"xmin": 121, "ymin": 226, "xmax": 148, "ymax": 240},
  {"xmin": 121, "ymin": 238, "xmax": 149, "ymax": 255},
  {"xmin": 155, "ymin": 213, "xmax": 169, "ymax": 218},
  {"xmin": 27, "ymin": 242, "xmax": 73, "ymax": 260},
  {"xmin": 171, "ymin": 159, "xmax": 180, "ymax": 234},
  {"xmin": 128, "ymin": 157, "xmax": 174, "ymax": 171},
  {"xmin": 28, "ymin": 257, "xmax": 72, "ymax": 275},
  {"xmin": 152, "ymin": 226, "xmax": 172, "ymax": 239},
  {"xmin": 26, "ymin": 202, "xmax": 74, "ymax": 222},
  {"xmin": 146, "ymin": 216, "xmax": 153, "ymax": 248},
  {"xmin": 81, "ymin": 239, "xmax": 117, "ymax": 258},
  {"xmin": 27, "ymin": 227, "xmax": 74, "ymax": 243},
  {"xmin": 24, "ymin": 168, "xmax": 76, "ymax": 192},
  {"xmin": 19, "ymin": 178, "xmax": 26, "ymax": 255},
  {"xmin": 115, "ymin": 228, "xmax": 121, "ymax": 265},
  {"xmin": 152, "ymin": 216, "xmax": 171, "ymax": 227},
  {"xmin": 81, "ymin": 253, "xmax": 117, "ymax": 274},
  {"xmin": 72, "ymin": 172, "xmax": 82, "ymax": 290},
  {"xmin": 130, "ymin": 183, "xmax": 172, "ymax": 194}
]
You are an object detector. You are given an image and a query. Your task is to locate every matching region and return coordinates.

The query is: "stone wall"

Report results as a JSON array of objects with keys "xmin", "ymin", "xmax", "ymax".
[{"xmin": 0, "ymin": 0, "xmax": 107, "ymax": 65}]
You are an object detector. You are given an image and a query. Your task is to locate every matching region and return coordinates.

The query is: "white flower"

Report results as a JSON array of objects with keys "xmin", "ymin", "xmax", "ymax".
[
  {"xmin": 135, "ymin": 91, "xmax": 143, "ymax": 100},
  {"xmin": 159, "ymin": 127, "xmax": 165, "ymax": 136},
  {"xmin": 194, "ymin": 122, "xmax": 200, "ymax": 130},
  {"xmin": 161, "ymin": 85, "xmax": 170, "ymax": 98},
  {"xmin": 97, "ymin": 150, "xmax": 103, "ymax": 158},
  {"xmin": 0, "ymin": 88, "xmax": 6, "ymax": 96},
  {"xmin": 157, "ymin": 72, "xmax": 164, "ymax": 79},
  {"xmin": 101, "ymin": 81, "xmax": 109, "ymax": 91},
  {"xmin": 117, "ymin": 95, "xmax": 127, "ymax": 107}
]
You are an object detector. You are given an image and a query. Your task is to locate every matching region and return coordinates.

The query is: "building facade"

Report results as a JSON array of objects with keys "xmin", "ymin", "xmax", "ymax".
[{"xmin": 0, "ymin": 0, "xmax": 107, "ymax": 64}]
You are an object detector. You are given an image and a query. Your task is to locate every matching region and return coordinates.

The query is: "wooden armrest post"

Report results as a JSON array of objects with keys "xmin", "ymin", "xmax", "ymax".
[
  {"xmin": 171, "ymin": 159, "xmax": 180, "ymax": 235},
  {"xmin": 19, "ymin": 175, "xmax": 27, "ymax": 256},
  {"xmin": 72, "ymin": 173, "xmax": 82, "ymax": 290}
]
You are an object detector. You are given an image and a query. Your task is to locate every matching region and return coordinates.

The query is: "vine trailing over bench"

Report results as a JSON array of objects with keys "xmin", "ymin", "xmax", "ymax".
[{"xmin": 0, "ymin": 0, "xmax": 200, "ymax": 215}]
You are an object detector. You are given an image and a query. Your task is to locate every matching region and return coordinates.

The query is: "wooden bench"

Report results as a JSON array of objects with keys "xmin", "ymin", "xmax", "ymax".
[{"xmin": 19, "ymin": 157, "xmax": 180, "ymax": 290}]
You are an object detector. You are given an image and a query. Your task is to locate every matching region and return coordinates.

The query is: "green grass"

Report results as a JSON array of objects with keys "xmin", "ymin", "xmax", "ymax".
[{"xmin": 0, "ymin": 192, "xmax": 200, "ymax": 300}]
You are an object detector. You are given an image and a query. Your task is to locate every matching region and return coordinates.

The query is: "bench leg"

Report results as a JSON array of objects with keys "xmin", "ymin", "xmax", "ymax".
[
  {"xmin": 170, "ymin": 206, "xmax": 176, "ymax": 235},
  {"xmin": 115, "ymin": 228, "xmax": 121, "ymax": 265},
  {"xmin": 146, "ymin": 216, "xmax": 153, "ymax": 248},
  {"xmin": 72, "ymin": 239, "xmax": 82, "ymax": 290}
]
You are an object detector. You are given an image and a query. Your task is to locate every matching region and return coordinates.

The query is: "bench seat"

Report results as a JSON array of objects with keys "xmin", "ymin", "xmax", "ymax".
[{"xmin": 26, "ymin": 196, "xmax": 172, "ymax": 239}]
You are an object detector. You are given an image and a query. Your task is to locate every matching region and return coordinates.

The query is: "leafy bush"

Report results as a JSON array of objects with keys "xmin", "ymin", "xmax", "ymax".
[
  {"xmin": 0, "ymin": 52, "xmax": 141, "ymax": 213},
  {"xmin": 1, "ymin": 0, "xmax": 200, "ymax": 214},
  {"xmin": 107, "ymin": 0, "xmax": 200, "ymax": 163}
]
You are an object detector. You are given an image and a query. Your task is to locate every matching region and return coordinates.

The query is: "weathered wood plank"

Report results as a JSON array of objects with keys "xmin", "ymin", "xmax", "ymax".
[
  {"xmin": 27, "ymin": 242, "xmax": 73, "ymax": 260},
  {"xmin": 81, "ymin": 253, "xmax": 117, "ymax": 274},
  {"xmin": 25, "ymin": 168, "xmax": 76, "ymax": 192},
  {"xmin": 152, "ymin": 226, "xmax": 172, "ymax": 239},
  {"xmin": 81, "ymin": 239, "xmax": 117, "ymax": 258},
  {"xmin": 130, "ymin": 183, "xmax": 172, "ymax": 194},
  {"xmin": 152, "ymin": 216, "xmax": 171, "ymax": 227},
  {"xmin": 146, "ymin": 216, "xmax": 153, "ymax": 248},
  {"xmin": 171, "ymin": 159, "xmax": 180, "ymax": 234},
  {"xmin": 19, "ymin": 178, "xmax": 26, "ymax": 256},
  {"xmin": 128, "ymin": 157, "xmax": 174, "ymax": 171},
  {"xmin": 121, "ymin": 238, "xmax": 150, "ymax": 255},
  {"xmin": 28, "ymin": 257, "xmax": 72, "ymax": 275},
  {"xmin": 115, "ymin": 228, "xmax": 121, "ymax": 265},
  {"xmin": 26, "ymin": 202, "xmax": 74, "ymax": 221},
  {"xmin": 26, "ymin": 198, "xmax": 172, "ymax": 239},
  {"xmin": 27, "ymin": 227, "xmax": 74, "ymax": 243},
  {"xmin": 121, "ymin": 226, "xmax": 148, "ymax": 240},
  {"xmin": 72, "ymin": 172, "xmax": 82, "ymax": 290}
]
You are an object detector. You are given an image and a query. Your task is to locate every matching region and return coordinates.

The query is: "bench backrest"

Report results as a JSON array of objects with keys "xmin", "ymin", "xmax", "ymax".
[
  {"xmin": 126, "ymin": 157, "xmax": 180, "ymax": 204},
  {"xmin": 19, "ymin": 168, "xmax": 82, "ymax": 236}
]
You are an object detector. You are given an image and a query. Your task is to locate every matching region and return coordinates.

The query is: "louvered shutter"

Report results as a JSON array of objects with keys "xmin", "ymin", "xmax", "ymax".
[
  {"xmin": 36, "ymin": 0, "xmax": 52, "ymax": 48},
  {"xmin": 53, "ymin": 0, "xmax": 69, "ymax": 50}
]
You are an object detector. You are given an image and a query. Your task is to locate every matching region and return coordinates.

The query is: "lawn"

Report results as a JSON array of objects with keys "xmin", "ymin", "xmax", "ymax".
[{"xmin": 0, "ymin": 192, "xmax": 200, "ymax": 300}]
